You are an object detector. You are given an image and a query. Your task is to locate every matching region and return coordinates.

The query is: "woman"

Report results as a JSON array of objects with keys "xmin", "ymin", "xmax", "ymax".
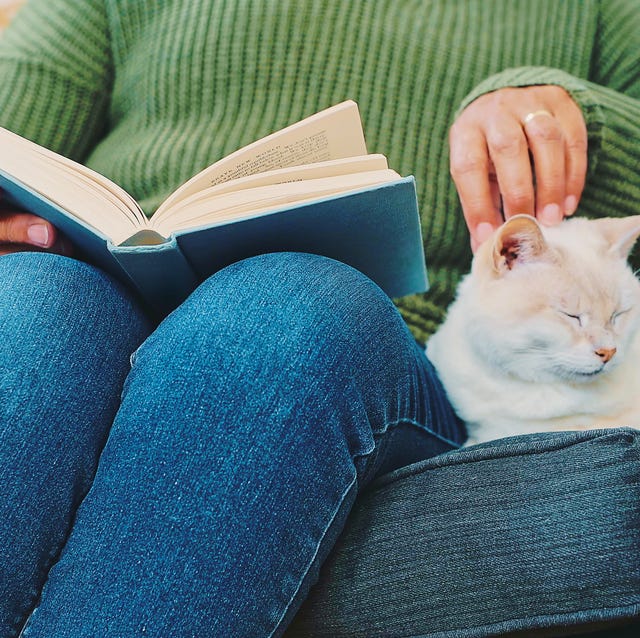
[{"xmin": 0, "ymin": 1, "xmax": 638, "ymax": 636}]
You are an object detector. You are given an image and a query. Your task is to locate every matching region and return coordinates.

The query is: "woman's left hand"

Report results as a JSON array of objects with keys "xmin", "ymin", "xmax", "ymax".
[{"xmin": 449, "ymin": 85, "xmax": 588, "ymax": 251}]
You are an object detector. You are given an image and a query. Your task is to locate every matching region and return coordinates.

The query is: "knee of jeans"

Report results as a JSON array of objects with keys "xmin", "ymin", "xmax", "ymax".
[
  {"xmin": 209, "ymin": 252, "xmax": 400, "ymax": 333},
  {"xmin": 188, "ymin": 252, "xmax": 395, "ymax": 333},
  {"xmin": 2, "ymin": 251, "xmax": 112, "ymax": 298},
  {"xmin": 137, "ymin": 252, "xmax": 412, "ymax": 391}
]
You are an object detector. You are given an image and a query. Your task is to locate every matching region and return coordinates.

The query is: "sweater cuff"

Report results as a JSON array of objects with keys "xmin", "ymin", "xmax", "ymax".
[{"xmin": 456, "ymin": 66, "xmax": 605, "ymax": 176}]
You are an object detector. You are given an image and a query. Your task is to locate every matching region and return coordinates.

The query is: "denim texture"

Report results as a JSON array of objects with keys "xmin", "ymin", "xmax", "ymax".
[
  {"xmin": 0, "ymin": 253, "xmax": 152, "ymax": 635},
  {"xmin": 0, "ymin": 251, "xmax": 464, "ymax": 637},
  {"xmin": 286, "ymin": 429, "xmax": 640, "ymax": 637}
]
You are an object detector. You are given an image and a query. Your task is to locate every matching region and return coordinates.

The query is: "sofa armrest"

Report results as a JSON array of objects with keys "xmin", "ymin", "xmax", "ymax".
[{"xmin": 287, "ymin": 428, "xmax": 640, "ymax": 637}]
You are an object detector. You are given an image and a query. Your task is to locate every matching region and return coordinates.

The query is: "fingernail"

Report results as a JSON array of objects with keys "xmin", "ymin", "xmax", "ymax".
[
  {"xmin": 564, "ymin": 195, "xmax": 577, "ymax": 215},
  {"xmin": 27, "ymin": 223, "xmax": 50, "ymax": 246},
  {"xmin": 540, "ymin": 203, "xmax": 562, "ymax": 225}
]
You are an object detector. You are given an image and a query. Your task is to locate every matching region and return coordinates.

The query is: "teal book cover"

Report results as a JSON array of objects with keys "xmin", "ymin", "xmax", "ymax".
[
  {"xmin": 0, "ymin": 101, "xmax": 428, "ymax": 315},
  {"xmin": 0, "ymin": 170, "xmax": 428, "ymax": 315}
]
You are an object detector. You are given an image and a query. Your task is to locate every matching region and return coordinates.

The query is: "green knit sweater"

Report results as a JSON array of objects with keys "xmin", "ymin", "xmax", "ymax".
[{"xmin": 1, "ymin": 0, "xmax": 639, "ymax": 342}]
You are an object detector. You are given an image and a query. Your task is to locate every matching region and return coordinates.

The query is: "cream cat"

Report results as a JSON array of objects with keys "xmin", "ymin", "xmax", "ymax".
[{"xmin": 427, "ymin": 214, "xmax": 640, "ymax": 445}]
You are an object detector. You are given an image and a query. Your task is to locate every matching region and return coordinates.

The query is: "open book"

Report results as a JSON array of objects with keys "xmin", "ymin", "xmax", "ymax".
[{"xmin": 0, "ymin": 100, "xmax": 428, "ymax": 314}]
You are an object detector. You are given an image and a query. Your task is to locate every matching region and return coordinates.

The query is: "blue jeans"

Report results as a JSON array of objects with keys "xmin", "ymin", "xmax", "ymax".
[{"xmin": 0, "ymin": 251, "xmax": 464, "ymax": 637}]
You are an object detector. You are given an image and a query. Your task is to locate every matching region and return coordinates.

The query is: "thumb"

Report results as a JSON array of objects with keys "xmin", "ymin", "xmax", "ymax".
[{"xmin": 0, "ymin": 211, "xmax": 57, "ymax": 248}]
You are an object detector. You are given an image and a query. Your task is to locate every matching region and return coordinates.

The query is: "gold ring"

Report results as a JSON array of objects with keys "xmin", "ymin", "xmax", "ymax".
[{"xmin": 522, "ymin": 110, "xmax": 553, "ymax": 125}]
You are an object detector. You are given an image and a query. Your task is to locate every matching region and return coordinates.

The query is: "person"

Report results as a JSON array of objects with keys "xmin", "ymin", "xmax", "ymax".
[{"xmin": 0, "ymin": 1, "xmax": 638, "ymax": 636}]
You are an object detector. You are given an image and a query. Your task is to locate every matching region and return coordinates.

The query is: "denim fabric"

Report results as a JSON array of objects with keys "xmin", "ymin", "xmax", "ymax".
[
  {"xmin": 0, "ymin": 251, "xmax": 464, "ymax": 638},
  {"xmin": 0, "ymin": 253, "xmax": 152, "ymax": 636},
  {"xmin": 286, "ymin": 429, "xmax": 640, "ymax": 637}
]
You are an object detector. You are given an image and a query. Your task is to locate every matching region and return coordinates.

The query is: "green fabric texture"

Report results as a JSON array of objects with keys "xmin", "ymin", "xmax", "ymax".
[{"xmin": 0, "ymin": 0, "xmax": 639, "ymax": 342}]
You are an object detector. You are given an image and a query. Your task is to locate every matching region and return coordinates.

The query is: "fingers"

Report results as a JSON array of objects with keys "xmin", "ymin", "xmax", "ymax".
[
  {"xmin": 0, "ymin": 209, "xmax": 72, "ymax": 255},
  {"xmin": 485, "ymin": 116, "xmax": 535, "ymax": 219},
  {"xmin": 522, "ymin": 92, "xmax": 587, "ymax": 220},
  {"xmin": 0, "ymin": 210, "xmax": 56, "ymax": 247},
  {"xmin": 521, "ymin": 110, "xmax": 565, "ymax": 223},
  {"xmin": 450, "ymin": 85, "xmax": 588, "ymax": 251},
  {"xmin": 556, "ymin": 95, "xmax": 588, "ymax": 215},
  {"xmin": 449, "ymin": 122, "xmax": 504, "ymax": 247}
]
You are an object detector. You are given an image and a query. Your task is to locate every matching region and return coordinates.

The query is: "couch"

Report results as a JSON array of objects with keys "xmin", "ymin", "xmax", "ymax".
[{"xmin": 286, "ymin": 428, "xmax": 640, "ymax": 637}]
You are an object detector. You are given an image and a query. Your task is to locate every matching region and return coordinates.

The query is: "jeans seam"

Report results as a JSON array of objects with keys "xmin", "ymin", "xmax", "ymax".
[
  {"xmin": 273, "ymin": 417, "xmax": 460, "ymax": 635},
  {"xmin": 269, "ymin": 469, "xmax": 358, "ymax": 638}
]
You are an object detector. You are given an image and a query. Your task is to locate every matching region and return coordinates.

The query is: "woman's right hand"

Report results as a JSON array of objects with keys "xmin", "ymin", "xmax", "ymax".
[
  {"xmin": 0, "ymin": 205, "xmax": 70, "ymax": 255},
  {"xmin": 449, "ymin": 85, "xmax": 587, "ymax": 252}
]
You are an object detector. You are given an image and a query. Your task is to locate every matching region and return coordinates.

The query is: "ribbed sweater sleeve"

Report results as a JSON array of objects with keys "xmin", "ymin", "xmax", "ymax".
[
  {"xmin": 0, "ymin": 0, "xmax": 111, "ymax": 161},
  {"xmin": 457, "ymin": 66, "xmax": 640, "ymax": 219},
  {"xmin": 455, "ymin": 0, "xmax": 640, "ymax": 223},
  {"xmin": 590, "ymin": 0, "xmax": 640, "ymax": 100}
]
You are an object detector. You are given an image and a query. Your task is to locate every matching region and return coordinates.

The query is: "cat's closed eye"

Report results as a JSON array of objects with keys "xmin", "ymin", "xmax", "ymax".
[
  {"xmin": 557, "ymin": 310, "xmax": 582, "ymax": 326},
  {"xmin": 611, "ymin": 308, "xmax": 632, "ymax": 327}
]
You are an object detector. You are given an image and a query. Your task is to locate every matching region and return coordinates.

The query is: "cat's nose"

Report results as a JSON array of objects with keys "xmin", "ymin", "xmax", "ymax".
[{"xmin": 595, "ymin": 347, "xmax": 617, "ymax": 363}]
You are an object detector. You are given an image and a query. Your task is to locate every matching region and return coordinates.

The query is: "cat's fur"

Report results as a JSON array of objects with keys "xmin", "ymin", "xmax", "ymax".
[{"xmin": 427, "ymin": 214, "xmax": 640, "ymax": 445}]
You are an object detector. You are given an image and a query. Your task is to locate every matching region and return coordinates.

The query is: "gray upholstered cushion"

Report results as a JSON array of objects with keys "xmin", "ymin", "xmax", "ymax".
[{"xmin": 287, "ymin": 428, "xmax": 640, "ymax": 637}]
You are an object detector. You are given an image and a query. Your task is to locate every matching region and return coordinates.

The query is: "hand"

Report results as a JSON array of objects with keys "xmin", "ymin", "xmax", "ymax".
[
  {"xmin": 449, "ymin": 85, "xmax": 588, "ymax": 251},
  {"xmin": 0, "ymin": 199, "xmax": 71, "ymax": 256}
]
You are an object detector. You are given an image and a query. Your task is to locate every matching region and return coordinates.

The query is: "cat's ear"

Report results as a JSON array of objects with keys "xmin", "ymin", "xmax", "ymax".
[
  {"xmin": 492, "ymin": 214, "xmax": 548, "ymax": 273},
  {"xmin": 591, "ymin": 215, "xmax": 640, "ymax": 259}
]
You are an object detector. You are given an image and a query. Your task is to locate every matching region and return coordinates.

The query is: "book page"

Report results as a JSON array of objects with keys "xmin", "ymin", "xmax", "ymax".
[
  {"xmin": 0, "ymin": 144, "xmax": 142, "ymax": 244},
  {"xmin": 157, "ymin": 101, "xmax": 368, "ymax": 214},
  {"xmin": 152, "ymin": 155, "xmax": 389, "ymax": 227},
  {"xmin": 0, "ymin": 127, "xmax": 145, "ymax": 222},
  {"xmin": 154, "ymin": 169, "xmax": 400, "ymax": 236},
  {"xmin": 0, "ymin": 127, "xmax": 147, "ymax": 244},
  {"xmin": 36, "ymin": 148, "xmax": 147, "ymax": 225}
]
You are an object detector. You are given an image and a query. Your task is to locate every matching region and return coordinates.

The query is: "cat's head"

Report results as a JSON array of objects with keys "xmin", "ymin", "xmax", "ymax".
[{"xmin": 464, "ymin": 214, "xmax": 640, "ymax": 383}]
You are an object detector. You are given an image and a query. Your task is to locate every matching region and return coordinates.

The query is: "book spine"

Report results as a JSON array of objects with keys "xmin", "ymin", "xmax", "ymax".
[{"xmin": 108, "ymin": 236, "xmax": 199, "ymax": 317}]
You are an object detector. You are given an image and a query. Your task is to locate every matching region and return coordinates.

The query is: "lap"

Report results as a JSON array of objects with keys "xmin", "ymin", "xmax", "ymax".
[
  {"xmin": 129, "ymin": 252, "xmax": 464, "ymax": 475},
  {"xmin": 3, "ymin": 251, "xmax": 464, "ymax": 637},
  {"xmin": 0, "ymin": 250, "xmax": 463, "ymax": 471}
]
